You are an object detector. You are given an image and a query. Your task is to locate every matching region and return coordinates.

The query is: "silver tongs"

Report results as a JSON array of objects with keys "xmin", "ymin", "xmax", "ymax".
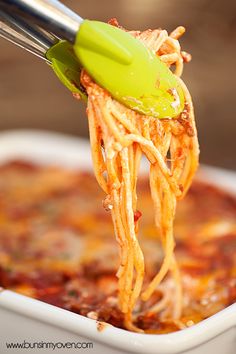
[
  {"xmin": 0, "ymin": 9, "xmax": 55, "ymax": 62},
  {"xmin": 0, "ymin": 0, "xmax": 83, "ymax": 61},
  {"xmin": 0, "ymin": 0, "xmax": 87, "ymax": 96},
  {"xmin": 0, "ymin": 0, "xmax": 186, "ymax": 119}
]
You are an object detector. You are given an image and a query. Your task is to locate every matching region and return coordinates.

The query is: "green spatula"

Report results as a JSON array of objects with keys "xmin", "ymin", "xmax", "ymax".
[{"xmin": 1, "ymin": 0, "xmax": 185, "ymax": 119}]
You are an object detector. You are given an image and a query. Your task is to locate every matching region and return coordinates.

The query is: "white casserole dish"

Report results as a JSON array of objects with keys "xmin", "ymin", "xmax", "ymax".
[{"xmin": 0, "ymin": 130, "xmax": 235, "ymax": 354}]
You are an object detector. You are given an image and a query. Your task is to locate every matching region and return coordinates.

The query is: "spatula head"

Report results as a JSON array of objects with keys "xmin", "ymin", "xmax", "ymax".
[{"xmin": 74, "ymin": 20, "xmax": 185, "ymax": 119}]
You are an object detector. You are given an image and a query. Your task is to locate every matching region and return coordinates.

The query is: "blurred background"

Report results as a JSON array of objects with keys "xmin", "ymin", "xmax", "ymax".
[{"xmin": 0, "ymin": 0, "xmax": 235, "ymax": 170}]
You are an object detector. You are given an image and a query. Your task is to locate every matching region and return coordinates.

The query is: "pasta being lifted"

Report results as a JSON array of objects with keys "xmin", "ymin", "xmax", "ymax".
[{"xmin": 77, "ymin": 22, "xmax": 199, "ymax": 332}]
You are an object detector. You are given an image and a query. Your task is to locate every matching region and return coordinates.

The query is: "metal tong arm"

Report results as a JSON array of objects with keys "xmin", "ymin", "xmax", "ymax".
[
  {"xmin": 0, "ymin": 9, "xmax": 57, "ymax": 61},
  {"xmin": 0, "ymin": 0, "xmax": 83, "ymax": 43}
]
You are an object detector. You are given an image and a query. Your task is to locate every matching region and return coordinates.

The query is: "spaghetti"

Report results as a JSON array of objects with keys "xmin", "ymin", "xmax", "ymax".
[{"xmin": 78, "ymin": 24, "xmax": 199, "ymax": 332}]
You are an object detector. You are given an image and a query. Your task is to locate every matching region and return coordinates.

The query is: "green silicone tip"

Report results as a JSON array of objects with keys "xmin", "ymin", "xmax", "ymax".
[
  {"xmin": 46, "ymin": 40, "xmax": 87, "ymax": 100},
  {"xmin": 74, "ymin": 20, "xmax": 185, "ymax": 119}
]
